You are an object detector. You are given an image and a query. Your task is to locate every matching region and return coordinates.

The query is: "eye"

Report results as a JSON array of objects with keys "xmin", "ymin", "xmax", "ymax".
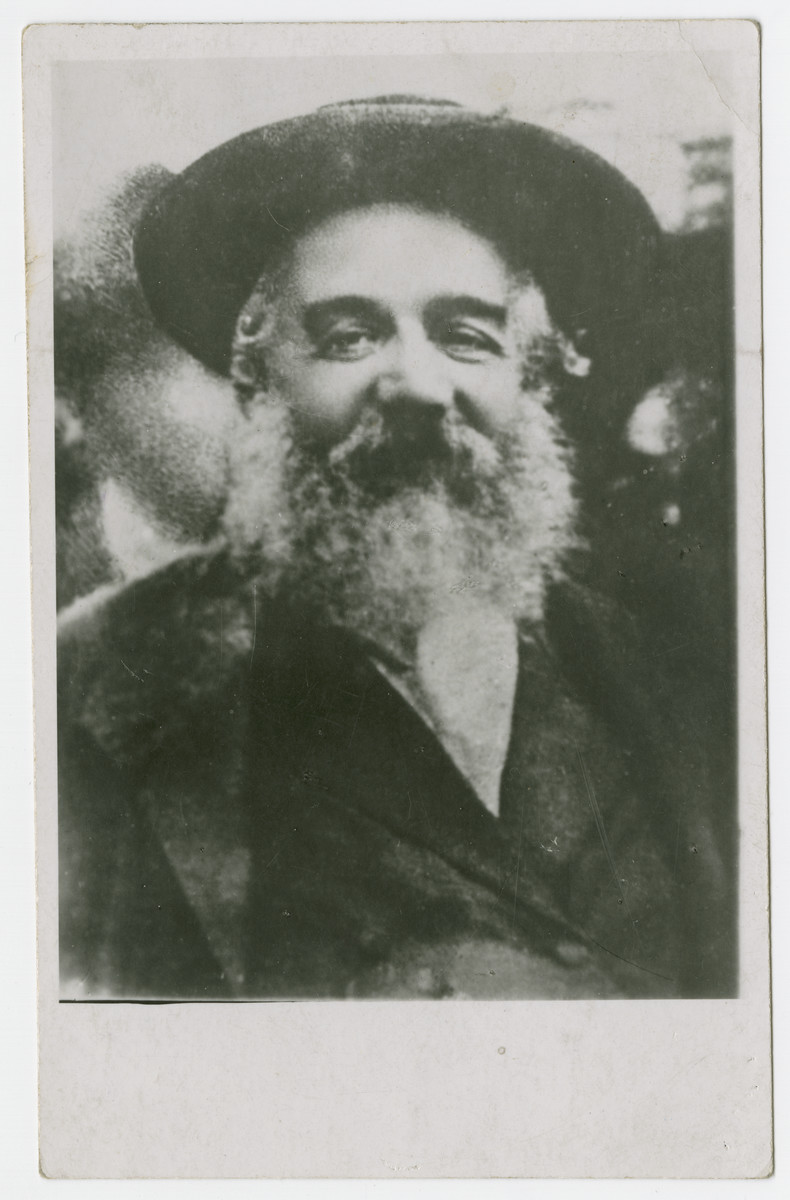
[
  {"xmin": 436, "ymin": 323, "xmax": 504, "ymax": 363},
  {"xmin": 315, "ymin": 325, "xmax": 379, "ymax": 362}
]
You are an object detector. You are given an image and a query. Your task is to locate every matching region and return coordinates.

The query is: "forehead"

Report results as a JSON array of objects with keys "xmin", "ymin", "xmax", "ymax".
[{"xmin": 282, "ymin": 204, "xmax": 513, "ymax": 307}]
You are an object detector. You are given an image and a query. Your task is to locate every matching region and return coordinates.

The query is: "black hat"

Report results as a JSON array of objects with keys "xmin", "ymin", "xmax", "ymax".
[{"xmin": 134, "ymin": 96, "xmax": 662, "ymax": 378}]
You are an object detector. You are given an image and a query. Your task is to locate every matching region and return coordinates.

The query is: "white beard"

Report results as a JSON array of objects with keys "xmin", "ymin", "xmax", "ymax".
[{"xmin": 222, "ymin": 391, "xmax": 580, "ymax": 661}]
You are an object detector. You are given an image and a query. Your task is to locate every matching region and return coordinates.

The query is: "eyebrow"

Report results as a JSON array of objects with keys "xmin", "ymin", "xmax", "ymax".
[
  {"xmin": 301, "ymin": 293, "xmax": 509, "ymax": 337},
  {"xmin": 423, "ymin": 295, "xmax": 508, "ymax": 328},
  {"xmin": 301, "ymin": 296, "xmax": 388, "ymax": 338}
]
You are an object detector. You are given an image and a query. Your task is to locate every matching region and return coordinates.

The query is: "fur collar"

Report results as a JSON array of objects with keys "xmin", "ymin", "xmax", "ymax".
[
  {"xmin": 57, "ymin": 545, "xmax": 633, "ymax": 768},
  {"xmin": 58, "ymin": 548, "xmax": 258, "ymax": 765}
]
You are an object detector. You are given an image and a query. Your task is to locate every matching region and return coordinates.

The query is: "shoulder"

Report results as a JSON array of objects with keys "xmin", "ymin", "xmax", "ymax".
[
  {"xmin": 543, "ymin": 576, "xmax": 648, "ymax": 704},
  {"xmin": 57, "ymin": 548, "xmax": 259, "ymax": 763},
  {"xmin": 543, "ymin": 575, "xmax": 703, "ymax": 755},
  {"xmin": 541, "ymin": 576, "xmax": 710, "ymax": 821},
  {"xmin": 59, "ymin": 546, "xmax": 246, "ymax": 647}
]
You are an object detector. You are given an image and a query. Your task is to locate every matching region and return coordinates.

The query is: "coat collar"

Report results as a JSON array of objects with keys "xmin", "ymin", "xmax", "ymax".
[{"xmin": 58, "ymin": 548, "xmax": 258, "ymax": 767}]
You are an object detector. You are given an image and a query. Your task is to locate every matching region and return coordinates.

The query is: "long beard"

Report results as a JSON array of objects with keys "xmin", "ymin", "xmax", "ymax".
[{"xmin": 222, "ymin": 392, "xmax": 580, "ymax": 660}]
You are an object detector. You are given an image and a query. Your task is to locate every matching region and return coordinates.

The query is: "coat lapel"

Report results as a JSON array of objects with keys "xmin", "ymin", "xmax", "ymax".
[
  {"xmin": 244, "ymin": 614, "xmax": 682, "ymax": 994},
  {"xmin": 246, "ymin": 616, "xmax": 594, "ymax": 956},
  {"xmin": 138, "ymin": 608, "xmax": 620, "ymax": 980}
]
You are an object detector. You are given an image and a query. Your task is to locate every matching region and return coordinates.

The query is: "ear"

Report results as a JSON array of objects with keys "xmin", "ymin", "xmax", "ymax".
[
  {"xmin": 230, "ymin": 295, "xmax": 274, "ymax": 395},
  {"xmin": 558, "ymin": 331, "xmax": 592, "ymax": 378}
]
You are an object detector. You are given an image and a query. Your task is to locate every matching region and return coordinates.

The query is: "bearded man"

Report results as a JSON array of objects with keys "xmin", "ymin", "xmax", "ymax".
[{"xmin": 57, "ymin": 97, "xmax": 730, "ymax": 1000}]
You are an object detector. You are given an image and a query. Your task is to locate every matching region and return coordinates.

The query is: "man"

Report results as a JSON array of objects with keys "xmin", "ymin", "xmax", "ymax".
[{"xmin": 57, "ymin": 96, "xmax": 731, "ymax": 1000}]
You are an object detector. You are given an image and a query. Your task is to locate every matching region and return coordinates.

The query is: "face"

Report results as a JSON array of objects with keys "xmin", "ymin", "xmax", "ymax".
[
  {"xmin": 225, "ymin": 203, "xmax": 579, "ymax": 649},
  {"xmin": 259, "ymin": 205, "xmax": 535, "ymax": 448}
]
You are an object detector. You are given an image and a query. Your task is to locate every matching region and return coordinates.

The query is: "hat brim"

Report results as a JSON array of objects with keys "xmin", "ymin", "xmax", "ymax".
[{"xmin": 133, "ymin": 99, "xmax": 662, "ymax": 377}]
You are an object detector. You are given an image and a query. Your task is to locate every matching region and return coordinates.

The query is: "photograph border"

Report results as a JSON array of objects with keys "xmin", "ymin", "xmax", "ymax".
[{"xmin": 23, "ymin": 16, "xmax": 771, "ymax": 1181}]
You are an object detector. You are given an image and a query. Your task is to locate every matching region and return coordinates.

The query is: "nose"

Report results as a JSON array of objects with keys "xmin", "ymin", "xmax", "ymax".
[{"xmin": 373, "ymin": 328, "xmax": 454, "ymax": 419}]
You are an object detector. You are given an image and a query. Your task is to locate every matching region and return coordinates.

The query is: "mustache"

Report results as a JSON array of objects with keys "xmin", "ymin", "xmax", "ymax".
[
  {"xmin": 321, "ymin": 407, "xmax": 505, "ymax": 505},
  {"xmin": 222, "ymin": 386, "xmax": 582, "ymax": 646}
]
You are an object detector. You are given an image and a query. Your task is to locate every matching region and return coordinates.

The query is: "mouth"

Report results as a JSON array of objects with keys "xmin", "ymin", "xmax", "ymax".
[{"xmin": 337, "ymin": 422, "xmax": 494, "ymax": 506}]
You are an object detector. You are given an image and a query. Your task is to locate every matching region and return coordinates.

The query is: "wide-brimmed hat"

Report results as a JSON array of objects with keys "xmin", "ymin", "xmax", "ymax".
[{"xmin": 134, "ymin": 95, "xmax": 662, "ymax": 378}]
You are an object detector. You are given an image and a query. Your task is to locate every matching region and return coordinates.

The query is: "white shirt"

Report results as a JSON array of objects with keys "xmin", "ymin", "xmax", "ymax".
[{"xmin": 372, "ymin": 600, "xmax": 520, "ymax": 818}]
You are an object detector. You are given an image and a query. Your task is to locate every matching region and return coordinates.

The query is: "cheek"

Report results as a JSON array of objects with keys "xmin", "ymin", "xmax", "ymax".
[
  {"xmin": 461, "ymin": 361, "xmax": 525, "ymax": 433},
  {"xmin": 270, "ymin": 357, "xmax": 370, "ymax": 442}
]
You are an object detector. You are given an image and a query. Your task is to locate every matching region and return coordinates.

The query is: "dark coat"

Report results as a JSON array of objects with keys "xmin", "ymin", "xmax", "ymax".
[{"xmin": 57, "ymin": 550, "xmax": 733, "ymax": 1000}]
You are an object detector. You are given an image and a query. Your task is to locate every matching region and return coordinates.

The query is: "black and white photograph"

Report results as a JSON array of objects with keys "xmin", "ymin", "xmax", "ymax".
[
  {"xmin": 52, "ymin": 40, "xmax": 742, "ymax": 1004},
  {"xmin": 25, "ymin": 18, "xmax": 770, "ymax": 1179}
]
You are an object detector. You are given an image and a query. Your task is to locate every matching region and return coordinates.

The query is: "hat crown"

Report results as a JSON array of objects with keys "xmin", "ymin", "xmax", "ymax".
[{"xmin": 322, "ymin": 95, "xmax": 463, "ymax": 109}]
